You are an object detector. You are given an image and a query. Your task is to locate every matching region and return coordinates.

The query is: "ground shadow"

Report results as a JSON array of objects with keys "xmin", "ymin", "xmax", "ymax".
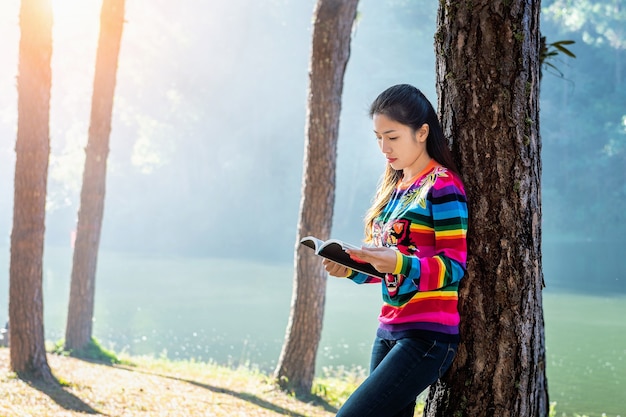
[
  {"xmin": 23, "ymin": 374, "xmax": 101, "ymax": 415},
  {"xmin": 118, "ymin": 365, "xmax": 338, "ymax": 416}
]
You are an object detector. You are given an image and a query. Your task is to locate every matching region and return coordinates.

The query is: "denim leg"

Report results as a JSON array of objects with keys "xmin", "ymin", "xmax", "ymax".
[
  {"xmin": 336, "ymin": 336, "xmax": 458, "ymax": 417},
  {"xmin": 369, "ymin": 336, "xmax": 394, "ymax": 374},
  {"xmin": 369, "ymin": 338, "xmax": 416, "ymax": 417}
]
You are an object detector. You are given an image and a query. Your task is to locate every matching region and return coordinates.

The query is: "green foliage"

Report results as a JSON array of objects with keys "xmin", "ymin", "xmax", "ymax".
[
  {"xmin": 55, "ymin": 376, "xmax": 72, "ymax": 387},
  {"xmin": 52, "ymin": 338, "xmax": 124, "ymax": 365},
  {"xmin": 312, "ymin": 365, "xmax": 425, "ymax": 414},
  {"xmin": 540, "ymin": 37, "xmax": 577, "ymax": 77},
  {"xmin": 549, "ymin": 401, "xmax": 557, "ymax": 417},
  {"xmin": 311, "ymin": 366, "xmax": 366, "ymax": 408}
]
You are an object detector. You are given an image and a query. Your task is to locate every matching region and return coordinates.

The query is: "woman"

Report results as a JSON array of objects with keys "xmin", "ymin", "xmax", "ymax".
[{"xmin": 324, "ymin": 84, "xmax": 468, "ymax": 417}]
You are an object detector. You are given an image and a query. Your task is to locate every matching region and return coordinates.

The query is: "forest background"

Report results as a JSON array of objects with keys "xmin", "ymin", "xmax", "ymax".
[
  {"xmin": 0, "ymin": 0, "xmax": 625, "ymax": 416},
  {"xmin": 0, "ymin": 1, "xmax": 624, "ymax": 269}
]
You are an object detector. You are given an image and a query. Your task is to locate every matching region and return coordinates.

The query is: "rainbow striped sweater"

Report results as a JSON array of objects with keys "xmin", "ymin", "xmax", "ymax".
[{"xmin": 349, "ymin": 160, "xmax": 468, "ymax": 342}]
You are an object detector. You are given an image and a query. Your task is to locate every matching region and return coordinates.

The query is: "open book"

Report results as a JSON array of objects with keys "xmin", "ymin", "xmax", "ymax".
[{"xmin": 300, "ymin": 236, "xmax": 385, "ymax": 278}]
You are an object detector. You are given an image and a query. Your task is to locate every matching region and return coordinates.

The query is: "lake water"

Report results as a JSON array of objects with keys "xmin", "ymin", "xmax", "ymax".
[{"xmin": 1, "ymin": 245, "xmax": 625, "ymax": 417}]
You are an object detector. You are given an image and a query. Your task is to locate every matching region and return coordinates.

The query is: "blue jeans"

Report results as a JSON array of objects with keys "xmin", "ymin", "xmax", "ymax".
[{"xmin": 335, "ymin": 336, "xmax": 458, "ymax": 417}]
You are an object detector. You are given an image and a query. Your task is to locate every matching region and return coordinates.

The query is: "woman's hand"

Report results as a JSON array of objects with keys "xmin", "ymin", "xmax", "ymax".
[
  {"xmin": 346, "ymin": 246, "xmax": 398, "ymax": 274},
  {"xmin": 322, "ymin": 258, "xmax": 352, "ymax": 277}
]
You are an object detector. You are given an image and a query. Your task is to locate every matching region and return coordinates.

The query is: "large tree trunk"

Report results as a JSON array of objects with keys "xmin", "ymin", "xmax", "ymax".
[
  {"xmin": 426, "ymin": 2, "xmax": 548, "ymax": 416},
  {"xmin": 9, "ymin": 0, "xmax": 55, "ymax": 383},
  {"xmin": 274, "ymin": 0, "xmax": 359, "ymax": 396},
  {"xmin": 65, "ymin": 0, "xmax": 125, "ymax": 352}
]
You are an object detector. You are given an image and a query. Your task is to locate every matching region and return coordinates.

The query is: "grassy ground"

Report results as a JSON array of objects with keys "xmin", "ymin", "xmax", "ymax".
[
  {"xmin": 0, "ymin": 347, "xmax": 357, "ymax": 417},
  {"xmin": 0, "ymin": 347, "xmax": 587, "ymax": 417}
]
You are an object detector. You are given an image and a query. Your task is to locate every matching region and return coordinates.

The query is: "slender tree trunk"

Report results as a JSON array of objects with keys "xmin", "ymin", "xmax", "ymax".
[
  {"xmin": 64, "ymin": 0, "xmax": 125, "ymax": 352},
  {"xmin": 9, "ymin": 0, "xmax": 55, "ymax": 383},
  {"xmin": 274, "ymin": 0, "xmax": 359, "ymax": 396},
  {"xmin": 426, "ymin": 1, "xmax": 548, "ymax": 416}
]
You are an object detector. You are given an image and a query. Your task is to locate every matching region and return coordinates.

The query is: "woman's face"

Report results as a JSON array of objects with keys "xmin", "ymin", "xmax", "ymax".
[{"xmin": 373, "ymin": 113, "xmax": 430, "ymax": 179}]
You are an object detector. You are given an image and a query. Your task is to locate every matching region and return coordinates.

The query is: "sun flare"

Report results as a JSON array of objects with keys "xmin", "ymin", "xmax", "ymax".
[{"xmin": 51, "ymin": 0, "xmax": 100, "ymax": 30}]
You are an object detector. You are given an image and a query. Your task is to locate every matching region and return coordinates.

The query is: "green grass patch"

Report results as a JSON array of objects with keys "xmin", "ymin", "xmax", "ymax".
[{"xmin": 51, "ymin": 337, "xmax": 128, "ymax": 365}]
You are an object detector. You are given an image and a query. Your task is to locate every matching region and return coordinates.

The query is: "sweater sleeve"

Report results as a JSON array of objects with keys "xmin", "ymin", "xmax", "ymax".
[
  {"xmin": 346, "ymin": 270, "xmax": 382, "ymax": 284},
  {"xmin": 396, "ymin": 176, "xmax": 468, "ymax": 291}
]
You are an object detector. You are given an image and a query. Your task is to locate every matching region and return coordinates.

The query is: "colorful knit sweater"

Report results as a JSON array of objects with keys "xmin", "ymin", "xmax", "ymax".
[{"xmin": 349, "ymin": 160, "xmax": 468, "ymax": 342}]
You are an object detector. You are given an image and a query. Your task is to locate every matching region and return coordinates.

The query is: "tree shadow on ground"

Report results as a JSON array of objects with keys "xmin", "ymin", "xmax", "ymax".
[
  {"xmin": 119, "ymin": 365, "xmax": 338, "ymax": 416},
  {"xmin": 23, "ymin": 374, "xmax": 101, "ymax": 415}
]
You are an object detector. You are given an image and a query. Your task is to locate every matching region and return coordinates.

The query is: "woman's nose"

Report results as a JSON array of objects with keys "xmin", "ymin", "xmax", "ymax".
[{"xmin": 380, "ymin": 139, "xmax": 391, "ymax": 154}]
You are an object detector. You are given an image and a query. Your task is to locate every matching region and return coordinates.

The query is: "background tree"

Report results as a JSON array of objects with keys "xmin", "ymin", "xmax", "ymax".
[
  {"xmin": 64, "ymin": 0, "xmax": 126, "ymax": 353},
  {"xmin": 425, "ymin": 1, "xmax": 548, "ymax": 416},
  {"xmin": 274, "ymin": 0, "xmax": 359, "ymax": 396},
  {"xmin": 9, "ymin": 0, "xmax": 55, "ymax": 383}
]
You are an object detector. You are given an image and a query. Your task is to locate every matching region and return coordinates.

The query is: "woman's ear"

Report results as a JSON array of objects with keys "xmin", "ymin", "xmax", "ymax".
[{"xmin": 417, "ymin": 123, "xmax": 429, "ymax": 142}]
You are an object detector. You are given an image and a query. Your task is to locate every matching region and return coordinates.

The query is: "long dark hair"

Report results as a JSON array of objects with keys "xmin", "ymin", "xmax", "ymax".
[{"xmin": 364, "ymin": 84, "xmax": 459, "ymax": 242}]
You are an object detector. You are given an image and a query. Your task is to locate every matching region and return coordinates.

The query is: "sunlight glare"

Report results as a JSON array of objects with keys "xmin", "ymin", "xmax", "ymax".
[
  {"xmin": 51, "ymin": 0, "xmax": 100, "ymax": 32},
  {"xmin": 47, "ymin": 0, "xmax": 102, "ymax": 197}
]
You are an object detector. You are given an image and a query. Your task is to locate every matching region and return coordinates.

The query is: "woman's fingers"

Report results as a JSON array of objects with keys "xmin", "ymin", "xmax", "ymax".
[
  {"xmin": 323, "ymin": 258, "xmax": 350, "ymax": 277},
  {"xmin": 346, "ymin": 247, "xmax": 397, "ymax": 274}
]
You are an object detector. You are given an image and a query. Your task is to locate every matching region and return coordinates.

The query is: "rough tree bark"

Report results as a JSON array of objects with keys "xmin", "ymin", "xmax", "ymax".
[
  {"xmin": 64, "ymin": 0, "xmax": 125, "ymax": 352},
  {"xmin": 274, "ymin": 0, "xmax": 359, "ymax": 396},
  {"xmin": 9, "ymin": 0, "xmax": 55, "ymax": 383},
  {"xmin": 425, "ymin": 1, "xmax": 549, "ymax": 416}
]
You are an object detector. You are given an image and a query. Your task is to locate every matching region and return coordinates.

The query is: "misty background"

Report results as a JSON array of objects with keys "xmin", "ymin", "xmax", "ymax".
[
  {"xmin": 1, "ymin": 1, "xmax": 625, "ymax": 415},
  {"xmin": 1, "ymin": 1, "xmax": 623, "ymax": 267},
  {"xmin": 0, "ymin": 1, "xmax": 462, "ymax": 263}
]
